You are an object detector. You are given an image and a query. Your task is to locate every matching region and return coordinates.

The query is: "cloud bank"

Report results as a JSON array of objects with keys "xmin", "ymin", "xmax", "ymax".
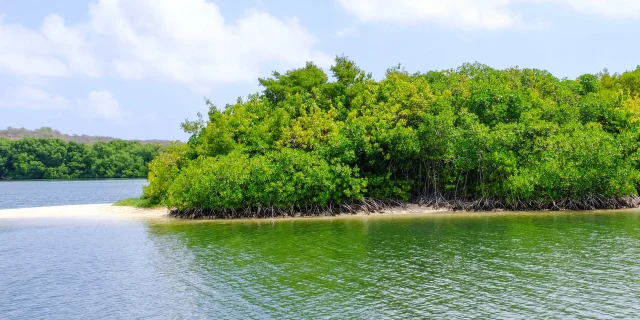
[{"xmin": 0, "ymin": 0, "xmax": 330, "ymax": 91}]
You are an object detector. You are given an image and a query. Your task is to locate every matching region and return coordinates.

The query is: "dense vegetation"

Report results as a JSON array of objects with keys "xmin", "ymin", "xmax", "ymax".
[
  {"xmin": 144, "ymin": 57, "xmax": 640, "ymax": 218},
  {"xmin": 1, "ymin": 127, "xmax": 172, "ymax": 145},
  {"xmin": 0, "ymin": 138, "xmax": 163, "ymax": 179},
  {"xmin": 113, "ymin": 196, "xmax": 163, "ymax": 209}
]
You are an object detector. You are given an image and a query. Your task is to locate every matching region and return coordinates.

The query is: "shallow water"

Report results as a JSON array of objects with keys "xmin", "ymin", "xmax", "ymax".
[
  {"xmin": 1, "ymin": 211, "xmax": 639, "ymax": 319},
  {"xmin": 0, "ymin": 180, "xmax": 148, "ymax": 209}
]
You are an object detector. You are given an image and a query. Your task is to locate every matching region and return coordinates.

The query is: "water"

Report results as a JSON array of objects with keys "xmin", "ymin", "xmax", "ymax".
[
  {"xmin": 1, "ymin": 211, "xmax": 639, "ymax": 319},
  {"xmin": 0, "ymin": 180, "xmax": 148, "ymax": 209}
]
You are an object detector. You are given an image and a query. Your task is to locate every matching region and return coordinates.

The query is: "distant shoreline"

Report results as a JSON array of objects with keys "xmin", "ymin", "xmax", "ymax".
[{"xmin": 1, "ymin": 126, "xmax": 174, "ymax": 145}]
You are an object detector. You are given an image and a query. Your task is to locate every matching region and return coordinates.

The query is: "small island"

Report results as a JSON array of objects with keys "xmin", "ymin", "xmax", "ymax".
[{"xmin": 123, "ymin": 57, "xmax": 640, "ymax": 219}]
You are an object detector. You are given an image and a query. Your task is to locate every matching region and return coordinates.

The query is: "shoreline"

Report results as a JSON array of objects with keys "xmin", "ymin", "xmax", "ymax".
[
  {"xmin": 168, "ymin": 196, "xmax": 640, "ymax": 220},
  {"xmin": 0, "ymin": 204, "xmax": 169, "ymax": 220},
  {"xmin": 168, "ymin": 205, "xmax": 640, "ymax": 224},
  {"xmin": 1, "ymin": 203, "xmax": 639, "ymax": 221},
  {"xmin": 0, "ymin": 203, "xmax": 447, "ymax": 220}
]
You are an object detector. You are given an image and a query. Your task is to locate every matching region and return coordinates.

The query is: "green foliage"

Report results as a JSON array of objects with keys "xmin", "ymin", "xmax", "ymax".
[
  {"xmin": 165, "ymin": 149, "xmax": 365, "ymax": 211},
  {"xmin": 145, "ymin": 57, "xmax": 640, "ymax": 211},
  {"xmin": 0, "ymin": 138, "xmax": 10, "ymax": 178},
  {"xmin": 259, "ymin": 62, "xmax": 328, "ymax": 105},
  {"xmin": 0, "ymin": 138, "xmax": 162, "ymax": 179},
  {"xmin": 113, "ymin": 197, "xmax": 164, "ymax": 209},
  {"xmin": 144, "ymin": 143, "xmax": 190, "ymax": 203}
]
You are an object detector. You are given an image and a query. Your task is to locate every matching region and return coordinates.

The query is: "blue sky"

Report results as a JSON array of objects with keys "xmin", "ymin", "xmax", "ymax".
[{"xmin": 1, "ymin": 0, "xmax": 640, "ymax": 140}]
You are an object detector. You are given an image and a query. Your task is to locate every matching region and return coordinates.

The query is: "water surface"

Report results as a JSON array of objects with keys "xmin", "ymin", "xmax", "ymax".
[
  {"xmin": 0, "ymin": 180, "xmax": 148, "ymax": 209},
  {"xmin": 1, "ymin": 211, "xmax": 639, "ymax": 319}
]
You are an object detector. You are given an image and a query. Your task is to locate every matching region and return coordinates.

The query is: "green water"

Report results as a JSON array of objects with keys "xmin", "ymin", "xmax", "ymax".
[{"xmin": 2, "ymin": 211, "xmax": 640, "ymax": 319}]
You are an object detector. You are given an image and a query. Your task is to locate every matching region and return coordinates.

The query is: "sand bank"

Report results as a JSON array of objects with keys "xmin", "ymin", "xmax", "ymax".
[
  {"xmin": 0, "ymin": 204, "xmax": 169, "ymax": 219},
  {"xmin": 0, "ymin": 203, "xmax": 445, "ymax": 220},
  {"xmin": 1, "ymin": 203, "xmax": 635, "ymax": 221}
]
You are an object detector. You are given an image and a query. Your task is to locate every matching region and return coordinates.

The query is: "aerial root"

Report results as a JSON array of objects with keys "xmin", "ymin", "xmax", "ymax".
[
  {"xmin": 169, "ymin": 194, "xmax": 640, "ymax": 219},
  {"xmin": 169, "ymin": 198, "xmax": 399, "ymax": 219}
]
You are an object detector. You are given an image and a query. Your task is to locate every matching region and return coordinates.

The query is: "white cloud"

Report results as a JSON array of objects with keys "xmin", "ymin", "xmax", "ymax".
[
  {"xmin": 336, "ymin": 0, "xmax": 523, "ymax": 30},
  {"xmin": 40, "ymin": 15, "xmax": 102, "ymax": 77},
  {"xmin": 0, "ymin": 15, "xmax": 101, "ymax": 77},
  {"xmin": 337, "ymin": 27, "xmax": 358, "ymax": 37},
  {"xmin": 80, "ymin": 90, "xmax": 123, "ymax": 120},
  {"xmin": 0, "ymin": 86, "xmax": 70, "ymax": 110},
  {"xmin": 0, "ymin": 86, "xmax": 125, "ymax": 121},
  {"xmin": 337, "ymin": 0, "xmax": 640, "ymax": 30},
  {"xmin": 88, "ymin": 1, "xmax": 330, "ymax": 90},
  {"xmin": 0, "ymin": 0, "xmax": 330, "ymax": 91}
]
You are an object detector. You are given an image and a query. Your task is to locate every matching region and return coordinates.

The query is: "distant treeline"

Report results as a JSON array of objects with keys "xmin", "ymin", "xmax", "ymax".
[
  {"xmin": 143, "ymin": 56, "xmax": 640, "ymax": 218},
  {"xmin": 0, "ymin": 127, "xmax": 172, "ymax": 146},
  {"xmin": 0, "ymin": 138, "xmax": 164, "ymax": 179}
]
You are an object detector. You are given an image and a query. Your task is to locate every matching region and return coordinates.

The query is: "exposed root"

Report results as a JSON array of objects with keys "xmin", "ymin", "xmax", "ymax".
[
  {"xmin": 169, "ymin": 194, "xmax": 640, "ymax": 219},
  {"xmin": 416, "ymin": 193, "xmax": 640, "ymax": 212},
  {"xmin": 169, "ymin": 198, "xmax": 402, "ymax": 219}
]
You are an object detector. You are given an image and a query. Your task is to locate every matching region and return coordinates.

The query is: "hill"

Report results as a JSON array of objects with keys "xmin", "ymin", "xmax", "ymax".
[{"xmin": 0, "ymin": 127, "xmax": 173, "ymax": 145}]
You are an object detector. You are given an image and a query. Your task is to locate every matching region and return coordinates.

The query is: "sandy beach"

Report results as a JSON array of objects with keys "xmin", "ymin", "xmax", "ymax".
[
  {"xmin": 1, "ymin": 202, "xmax": 634, "ymax": 221},
  {"xmin": 0, "ymin": 203, "xmax": 446, "ymax": 220},
  {"xmin": 0, "ymin": 204, "xmax": 170, "ymax": 219}
]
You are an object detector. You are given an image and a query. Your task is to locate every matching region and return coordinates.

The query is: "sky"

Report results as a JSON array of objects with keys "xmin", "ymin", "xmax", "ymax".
[{"xmin": 1, "ymin": 0, "xmax": 640, "ymax": 141}]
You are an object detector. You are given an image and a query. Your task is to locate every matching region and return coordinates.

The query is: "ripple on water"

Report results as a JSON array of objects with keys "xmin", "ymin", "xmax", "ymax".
[{"xmin": 1, "ymin": 211, "xmax": 640, "ymax": 319}]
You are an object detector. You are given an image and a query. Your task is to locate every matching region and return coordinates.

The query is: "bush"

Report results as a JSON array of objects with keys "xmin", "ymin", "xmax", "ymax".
[{"xmin": 165, "ymin": 149, "xmax": 365, "ymax": 211}]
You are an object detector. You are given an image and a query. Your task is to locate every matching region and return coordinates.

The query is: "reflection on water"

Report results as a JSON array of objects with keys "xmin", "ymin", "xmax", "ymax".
[{"xmin": 2, "ymin": 211, "xmax": 640, "ymax": 319}]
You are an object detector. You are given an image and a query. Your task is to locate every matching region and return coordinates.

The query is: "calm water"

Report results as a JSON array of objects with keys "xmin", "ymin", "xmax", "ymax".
[
  {"xmin": 0, "ymin": 180, "xmax": 148, "ymax": 209},
  {"xmin": 1, "ymin": 211, "xmax": 639, "ymax": 319}
]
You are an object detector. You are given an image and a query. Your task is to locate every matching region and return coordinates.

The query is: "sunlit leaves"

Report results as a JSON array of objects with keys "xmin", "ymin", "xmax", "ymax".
[{"xmin": 146, "ymin": 57, "xmax": 640, "ymax": 209}]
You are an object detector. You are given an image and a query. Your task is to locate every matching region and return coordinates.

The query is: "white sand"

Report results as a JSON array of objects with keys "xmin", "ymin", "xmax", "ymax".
[
  {"xmin": 0, "ymin": 204, "xmax": 169, "ymax": 219},
  {"xmin": 3, "ymin": 203, "xmax": 625, "ymax": 221},
  {"xmin": 0, "ymin": 203, "xmax": 450, "ymax": 221}
]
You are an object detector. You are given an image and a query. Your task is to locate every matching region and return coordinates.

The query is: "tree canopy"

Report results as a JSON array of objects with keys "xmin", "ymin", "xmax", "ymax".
[
  {"xmin": 144, "ymin": 57, "xmax": 640, "ymax": 217},
  {"xmin": 0, "ymin": 138, "xmax": 163, "ymax": 179}
]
